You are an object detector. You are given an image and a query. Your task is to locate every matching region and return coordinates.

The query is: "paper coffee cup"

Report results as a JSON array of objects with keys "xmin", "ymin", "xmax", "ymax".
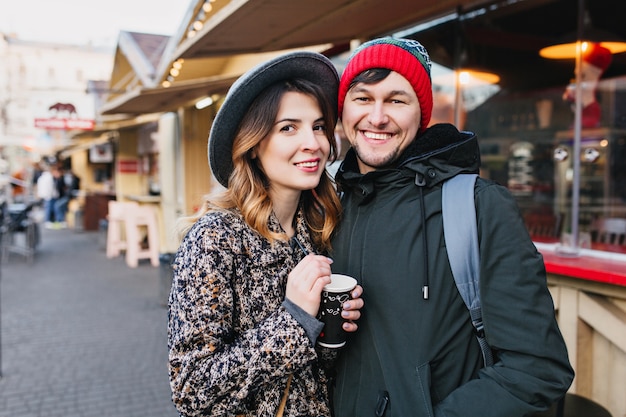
[{"xmin": 317, "ymin": 274, "xmax": 357, "ymax": 348}]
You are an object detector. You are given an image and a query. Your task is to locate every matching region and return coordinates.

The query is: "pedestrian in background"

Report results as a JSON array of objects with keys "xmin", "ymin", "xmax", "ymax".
[
  {"xmin": 53, "ymin": 164, "xmax": 80, "ymax": 229},
  {"xmin": 168, "ymin": 51, "xmax": 363, "ymax": 417},
  {"xmin": 330, "ymin": 37, "xmax": 574, "ymax": 417},
  {"xmin": 36, "ymin": 163, "xmax": 59, "ymax": 228}
]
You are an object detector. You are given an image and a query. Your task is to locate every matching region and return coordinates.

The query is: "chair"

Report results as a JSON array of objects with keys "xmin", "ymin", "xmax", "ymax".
[
  {"xmin": 524, "ymin": 211, "xmax": 564, "ymax": 239},
  {"xmin": 591, "ymin": 217, "xmax": 626, "ymax": 245},
  {"xmin": 531, "ymin": 393, "xmax": 611, "ymax": 417},
  {"xmin": 0, "ymin": 200, "xmax": 43, "ymax": 263}
]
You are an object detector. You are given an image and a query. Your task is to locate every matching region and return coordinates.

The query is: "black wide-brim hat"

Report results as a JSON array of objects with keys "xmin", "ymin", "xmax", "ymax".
[{"xmin": 208, "ymin": 51, "xmax": 339, "ymax": 188}]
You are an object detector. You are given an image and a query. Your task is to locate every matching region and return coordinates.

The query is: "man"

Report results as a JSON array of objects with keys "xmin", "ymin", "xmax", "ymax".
[
  {"xmin": 53, "ymin": 165, "xmax": 80, "ymax": 229},
  {"xmin": 36, "ymin": 163, "xmax": 59, "ymax": 228},
  {"xmin": 330, "ymin": 37, "xmax": 574, "ymax": 417}
]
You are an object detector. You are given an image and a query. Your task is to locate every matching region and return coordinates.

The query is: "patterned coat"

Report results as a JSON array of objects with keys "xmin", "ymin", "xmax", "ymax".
[{"xmin": 168, "ymin": 208, "xmax": 332, "ymax": 417}]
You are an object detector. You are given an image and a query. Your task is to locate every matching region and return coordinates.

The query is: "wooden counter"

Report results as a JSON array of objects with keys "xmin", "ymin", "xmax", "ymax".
[
  {"xmin": 125, "ymin": 195, "xmax": 161, "ymax": 204},
  {"xmin": 535, "ymin": 242, "xmax": 626, "ymax": 417},
  {"xmin": 83, "ymin": 192, "xmax": 115, "ymax": 231}
]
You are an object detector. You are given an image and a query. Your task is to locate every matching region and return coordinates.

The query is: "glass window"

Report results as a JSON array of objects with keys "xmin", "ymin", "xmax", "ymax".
[{"xmin": 417, "ymin": 0, "xmax": 626, "ymax": 254}]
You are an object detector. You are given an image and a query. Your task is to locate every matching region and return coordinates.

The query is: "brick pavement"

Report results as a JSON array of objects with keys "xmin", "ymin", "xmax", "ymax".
[{"xmin": 0, "ymin": 227, "xmax": 179, "ymax": 417}]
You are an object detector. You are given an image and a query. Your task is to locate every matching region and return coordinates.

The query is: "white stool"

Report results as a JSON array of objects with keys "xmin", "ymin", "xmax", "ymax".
[
  {"xmin": 106, "ymin": 201, "xmax": 137, "ymax": 259},
  {"xmin": 123, "ymin": 204, "xmax": 160, "ymax": 268}
]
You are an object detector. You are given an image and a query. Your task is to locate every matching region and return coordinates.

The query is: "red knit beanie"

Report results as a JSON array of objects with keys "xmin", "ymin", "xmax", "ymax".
[{"xmin": 338, "ymin": 37, "xmax": 433, "ymax": 133}]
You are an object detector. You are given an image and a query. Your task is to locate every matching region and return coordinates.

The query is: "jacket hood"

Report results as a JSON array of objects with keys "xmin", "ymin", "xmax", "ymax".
[{"xmin": 336, "ymin": 123, "xmax": 480, "ymax": 189}]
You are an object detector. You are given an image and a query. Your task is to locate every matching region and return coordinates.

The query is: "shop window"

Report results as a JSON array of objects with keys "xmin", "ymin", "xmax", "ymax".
[{"xmin": 463, "ymin": 79, "xmax": 626, "ymax": 254}]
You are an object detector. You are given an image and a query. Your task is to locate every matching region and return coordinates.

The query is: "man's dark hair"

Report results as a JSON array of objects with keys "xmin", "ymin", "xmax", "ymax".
[{"xmin": 349, "ymin": 68, "xmax": 391, "ymax": 91}]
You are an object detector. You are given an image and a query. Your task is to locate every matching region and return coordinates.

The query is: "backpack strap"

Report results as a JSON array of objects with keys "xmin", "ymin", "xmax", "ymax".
[{"xmin": 442, "ymin": 174, "xmax": 494, "ymax": 366}]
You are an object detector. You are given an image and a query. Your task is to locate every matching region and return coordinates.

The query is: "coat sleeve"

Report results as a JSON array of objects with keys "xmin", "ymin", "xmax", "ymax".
[
  {"xmin": 167, "ymin": 215, "xmax": 317, "ymax": 416},
  {"xmin": 435, "ymin": 181, "xmax": 574, "ymax": 417}
]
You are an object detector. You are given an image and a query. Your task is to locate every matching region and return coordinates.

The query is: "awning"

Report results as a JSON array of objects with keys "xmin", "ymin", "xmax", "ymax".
[
  {"xmin": 100, "ymin": 74, "xmax": 239, "ymax": 115},
  {"xmin": 59, "ymin": 132, "xmax": 119, "ymax": 158},
  {"xmin": 174, "ymin": 0, "xmax": 489, "ymax": 59}
]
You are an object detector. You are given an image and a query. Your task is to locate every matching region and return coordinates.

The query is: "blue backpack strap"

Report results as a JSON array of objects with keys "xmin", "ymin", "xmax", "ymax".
[{"xmin": 442, "ymin": 174, "xmax": 494, "ymax": 366}]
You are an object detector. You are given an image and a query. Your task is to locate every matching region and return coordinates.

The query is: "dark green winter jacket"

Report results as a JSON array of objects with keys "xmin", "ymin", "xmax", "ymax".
[{"xmin": 331, "ymin": 123, "xmax": 574, "ymax": 417}]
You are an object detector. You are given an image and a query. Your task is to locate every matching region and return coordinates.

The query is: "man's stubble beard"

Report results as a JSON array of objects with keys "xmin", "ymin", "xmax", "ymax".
[{"xmin": 352, "ymin": 141, "xmax": 403, "ymax": 172}]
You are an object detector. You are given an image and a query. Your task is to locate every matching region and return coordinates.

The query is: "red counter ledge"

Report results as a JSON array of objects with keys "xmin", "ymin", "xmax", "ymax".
[{"xmin": 534, "ymin": 242, "xmax": 626, "ymax": 287}]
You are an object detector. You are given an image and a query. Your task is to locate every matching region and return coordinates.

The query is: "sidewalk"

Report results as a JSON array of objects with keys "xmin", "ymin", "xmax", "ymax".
[{"xmin": 0, "ymin": 226, "xmax": 179, "ymax": 417}]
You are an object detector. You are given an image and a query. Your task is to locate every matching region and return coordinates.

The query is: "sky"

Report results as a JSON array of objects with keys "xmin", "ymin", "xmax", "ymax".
[{"xmin": 0, "ymin": 0, "xmax": 191, "ymax": 50}]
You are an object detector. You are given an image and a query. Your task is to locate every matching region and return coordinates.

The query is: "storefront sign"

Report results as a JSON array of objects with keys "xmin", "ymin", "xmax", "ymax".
[
  {"xmin": 34, "ymin": 118, "xmax": 95, "ymax": 130},
  {"xmin": 118, "ymin": 159, "xmax": 139, "ymax": 174},
  {"xmin": 34, "ymin": 101, "xmax": 95, "ymax": 130}
]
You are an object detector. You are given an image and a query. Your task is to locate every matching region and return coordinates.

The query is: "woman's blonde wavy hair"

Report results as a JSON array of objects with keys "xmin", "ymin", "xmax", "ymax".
[{"xmin": 178, "ymin": 78, "xmax": 341, "ymax": 253}]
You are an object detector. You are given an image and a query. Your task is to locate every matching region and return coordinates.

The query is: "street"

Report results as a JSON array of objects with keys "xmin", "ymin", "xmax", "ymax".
[{"xmin": 0, "ymin": 227, "xmax": 179, "ymax": 417}]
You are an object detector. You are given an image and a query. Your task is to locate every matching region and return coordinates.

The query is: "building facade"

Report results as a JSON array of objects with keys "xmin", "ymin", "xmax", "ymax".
[{"xmin": 0, "ymin": 34, "xmax": 112, "ymax": 187}]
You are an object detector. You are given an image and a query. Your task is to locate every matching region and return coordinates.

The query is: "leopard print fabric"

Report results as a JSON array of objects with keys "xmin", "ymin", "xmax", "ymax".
[{"xmin": 168, "ymin": 208, "xmax": 332, "ymax": 416}]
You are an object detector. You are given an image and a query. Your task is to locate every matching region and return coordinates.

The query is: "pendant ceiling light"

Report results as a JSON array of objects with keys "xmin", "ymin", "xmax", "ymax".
[{"xmin": 539, "ymin": 10, "xmax": 626, "ymax": 59}]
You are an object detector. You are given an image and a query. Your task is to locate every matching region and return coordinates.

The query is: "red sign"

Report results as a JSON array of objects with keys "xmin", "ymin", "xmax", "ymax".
[
  {"xmin": 118, "ymin": 159, "xmax": 139, "ymax": 174},
  {"xmin": 34, "ymin": 118, "xmax": 95, "ymax": 130}
]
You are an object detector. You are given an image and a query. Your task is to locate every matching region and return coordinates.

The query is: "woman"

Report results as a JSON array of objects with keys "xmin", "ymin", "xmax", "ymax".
[{"xmin": 168, "ymin": 51, "xmax": 364, "ymax": 417}]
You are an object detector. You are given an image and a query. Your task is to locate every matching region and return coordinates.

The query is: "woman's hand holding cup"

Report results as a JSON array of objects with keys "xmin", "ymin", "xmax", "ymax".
[{"xmin": 285, "ymin": 254, "xmax": 333, "ymax": 317}]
